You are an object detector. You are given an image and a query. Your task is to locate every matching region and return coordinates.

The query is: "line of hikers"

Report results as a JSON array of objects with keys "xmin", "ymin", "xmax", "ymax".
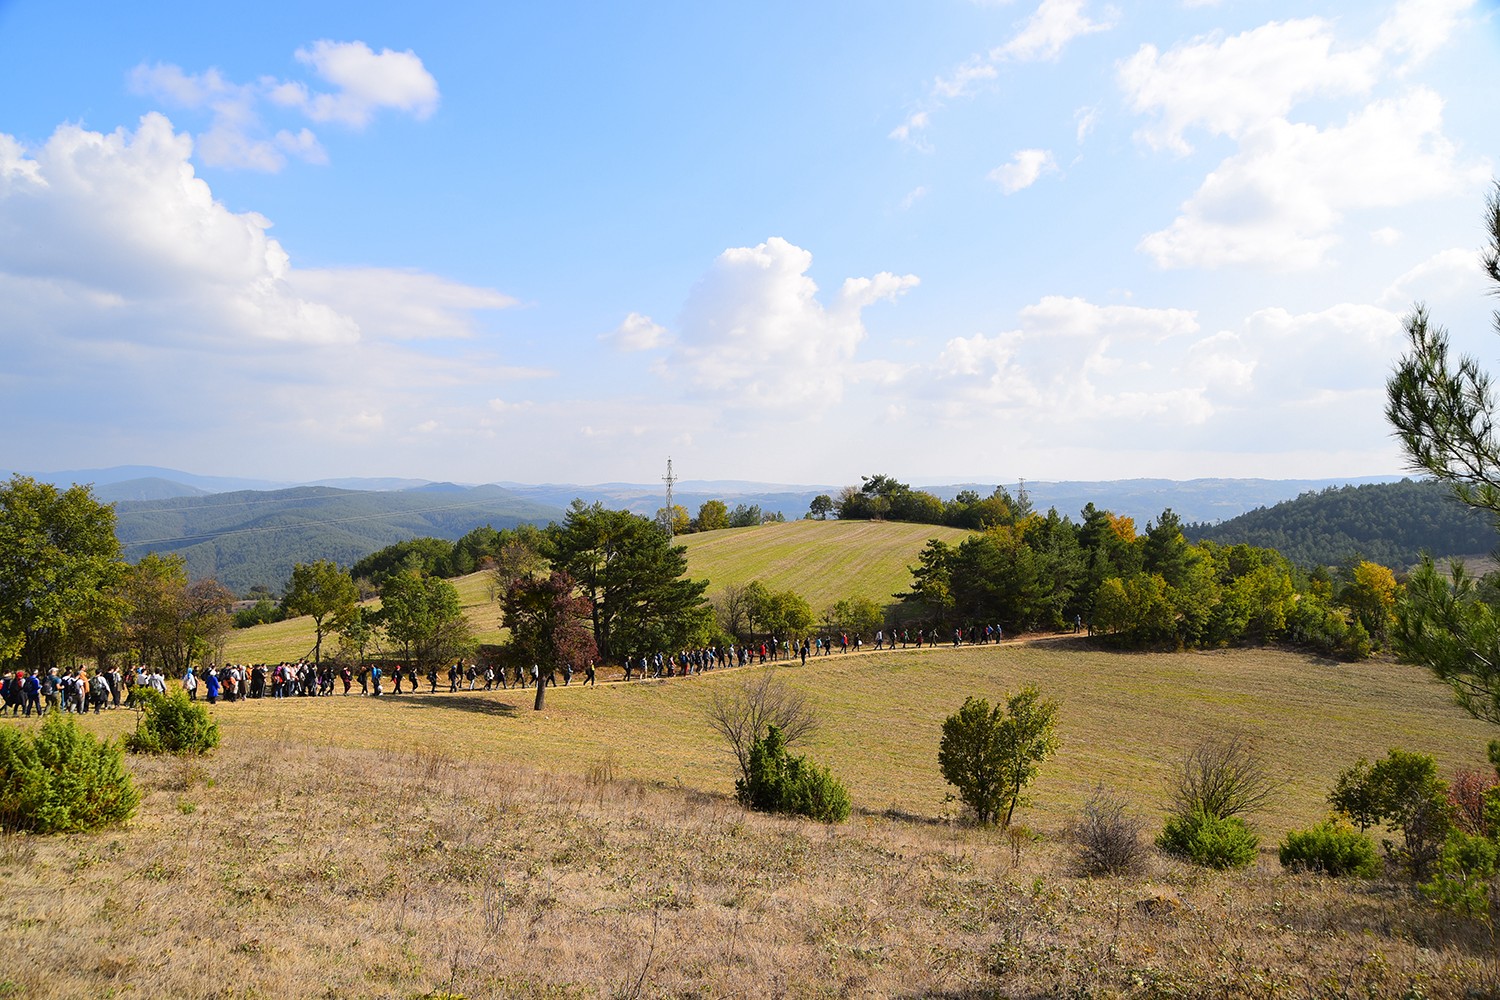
[{"xmin": 0, "ymin": 621, "xmax": 1017, "ymax": 715}]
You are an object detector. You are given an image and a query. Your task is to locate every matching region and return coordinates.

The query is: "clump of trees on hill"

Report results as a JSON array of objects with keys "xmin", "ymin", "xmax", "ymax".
[
  {"xmin": 832, "ymin": 474, "xmax": 1030, "ymax": 528},
  {"xmin": 898, "ymin": 503, "xmax": 1392, "ymax": 658}
]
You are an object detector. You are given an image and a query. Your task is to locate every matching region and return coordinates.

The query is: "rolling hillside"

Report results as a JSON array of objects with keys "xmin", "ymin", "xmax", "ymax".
[
  {"xmin": 115, "ymin": 485, "xmax": 563, "ymax": 594},
  {"xmin": 1186, "ymin": 478, "xmax": 1498, "ymax": 568},
  {"xmin": 223, "ymin": 519, "xmax": 965, "ymax": 662}
]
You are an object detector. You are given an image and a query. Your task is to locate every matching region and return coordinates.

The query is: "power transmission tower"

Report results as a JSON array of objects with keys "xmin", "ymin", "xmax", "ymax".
[{"xmin": 662, "ymin": 457, "xmax": 677, "ymax": 541}]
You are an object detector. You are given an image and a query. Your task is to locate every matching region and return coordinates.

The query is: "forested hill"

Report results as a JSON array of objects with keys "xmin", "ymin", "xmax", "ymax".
[
  {"xmin": 1185, "ymin": 479, "xmax": 1498, "ymax": 569},
  {"xmin": 114, "ymin": 485, "xmax": 562, "ymax": 594}
]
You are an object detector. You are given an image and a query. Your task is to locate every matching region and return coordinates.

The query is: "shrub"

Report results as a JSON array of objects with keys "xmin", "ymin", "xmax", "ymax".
[
  {"xmin": 1278, "ymin": 818, "xmax": 1381, "ymax": 877},
  {"xmin": 1421, "ymin": 830, "xmax": 1499, "ymax": 919},
  {"xmin": 0, "ymin": 712, "xmax": 140, "ymax": 833},
  {"xmin": 1170, "ymin": 728, "xmax": 1277, "ymax": 821},
  {"xmin": 736, "ymin": 725, "xmax": 850, "ymax": 823},
  {"xmin": 1067, "ymin": 785, "xmax": 1146, "ymax": 876},
  {"xmin": 125, "ymin": 688, "xmax": 221, "ymax": 755},
  {"xmin": 1156, "ymin": 810, "xmax": 1259, "ymax": 870},
  {"xmin": 1447, "ymin": 766, "xmax": 1498, "ymax": 837},
  {"xmin": 1330, "ymin": 748, "xmax": 1453, "ymax": 881},
  {"xmin": 938, "ymin": 686, "xmax": 1059, "ymax": 827}
]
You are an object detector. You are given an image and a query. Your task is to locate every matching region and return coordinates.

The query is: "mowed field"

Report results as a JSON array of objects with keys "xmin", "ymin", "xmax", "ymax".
[
  {"xmin": 221, "ymin": 519, "xmax": 969, "ymax": 664},
  {"xmin": 678, "ymin": 518, "xmax": 972, "ymax": 606}
]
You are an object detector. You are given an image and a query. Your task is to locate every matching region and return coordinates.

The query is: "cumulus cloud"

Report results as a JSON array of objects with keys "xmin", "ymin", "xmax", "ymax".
[
  {"xmin": 1140, "ymin": 90, "xmax": 1487, "ymax": 268},
  {"xmin": 1119, "ymin": 18, "xmax": 1382, "ymax": 155},
  {"xmin": 289, "ymin": 40, "xmax": 440, "ymax": 127},
  {"xmin": 989, "ymin": 149, "xmax": 1057, "ymax": 193},
  {"xmin": 908, "ymin": 293, "xmax": 1407, "ymax": 460},
  {"xmin": 0, "ymin": 116, "xmax": 527, "ymax": 469},
  {"xmin": 1122, "ymin": 3, "xmax": 1485, "ymax": 270},
  {"xmin": 1379, "ymin": 247, "xmax": 1488, "ymax": 309},
  {"xmin": 929, "ymin": 297, "xmax": 1202, "ymax": 423},
  {"xmin": 661, "ymin": 237, "xmax": 918, "ymax": 406},
  {"xmin": 1376, "ymin": 0, "xmax": 1476, "ymax": 66},
  {"xmin": 604, "ymin": 312, "xmax": 669, "ymax": 351},
  {"xmin": 130, "ymin": 40, "xmax": 438, "ymax": 171}
]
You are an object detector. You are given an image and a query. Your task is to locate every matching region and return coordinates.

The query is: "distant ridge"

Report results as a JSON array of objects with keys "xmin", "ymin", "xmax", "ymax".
[
  {"xmin": 14, "ymin": 464, "xmax": 1412, "ymax": 527},
  {"xmin": 113, "ymin": 485, "xmax": 564, "ymax": 594},
  {"xmin": 1187, "ymin": 479, "xmax": 1496, "ymax": 568}
]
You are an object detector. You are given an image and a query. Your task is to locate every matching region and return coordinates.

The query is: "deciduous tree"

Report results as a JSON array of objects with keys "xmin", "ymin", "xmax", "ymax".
[
  {"xmin": 281, "ymin": 560, "xmax": 359, "ymax": 665},
  {"xmin": 377, "ymin": 571, "xmax": 475, "ymax": 672},
  {"xmin": 501, "ymin": 570, "xmax": 597, "ymax": 710},
  {"xmin": 0, "ymin": 475, "xmax": 125, "ymax": 669},
  {"xmin": 696, "ymin": 499, "xmax": 731, "ymax": 531}
]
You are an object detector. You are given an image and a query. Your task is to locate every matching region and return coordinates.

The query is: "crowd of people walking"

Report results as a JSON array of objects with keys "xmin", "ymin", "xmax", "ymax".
[{"xmin": 0, "ymin": 621, "xmax": 1018, "ymax": 715}]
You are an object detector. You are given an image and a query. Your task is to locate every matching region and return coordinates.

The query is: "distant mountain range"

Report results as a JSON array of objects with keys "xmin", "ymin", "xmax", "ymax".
[
  {"xmin": 9, "ymin": 464, "xmax": 1406, "ymax": 522},
  {"xmin": 6, "ymin": 465, "xmax": 1442, "ymax": 592}
]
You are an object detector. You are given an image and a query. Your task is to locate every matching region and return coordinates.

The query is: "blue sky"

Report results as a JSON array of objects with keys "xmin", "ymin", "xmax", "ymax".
[{"xmin": 1, "ymin": 0, "xmax": 1496, "ymax": 486}]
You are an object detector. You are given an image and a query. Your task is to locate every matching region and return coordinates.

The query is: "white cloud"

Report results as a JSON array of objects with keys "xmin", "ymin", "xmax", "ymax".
[
  {"xmin": 1379, "ymin": 247, "xmax": 1487, "ymax": 309},
  {"xmin": 900, "ymin": 186, "xmax": 928, "ymax": 210},
  {"xmin": 1121, "ymin": 3, "xmax": 1486, "ymax": 272},
  {"xmin": 287, "ymin": 268, "xmax": 516, "ymax": 341},
  {"xmin": 889, "ymin": 111, "xmax": 931, "ymax": 150},
  {"xmin": 890, "ymin": 0, "xmax": 1112, "ymax": 150},
  {"xmin": 0, "ymin": 116, "xmax": 529, "ymax": 464},
  {"xmin": 604, "ymin": 312, "xmax": 668, "ymax": 351},
  {"xmin": 1376, "ymin": 0, "xmax": 1476, "ymax": 66},
  {"xmin": 929, "ymin": 297, "xmax": 1203, "ymax": 425},
  {"xmin": 1074, "ymin": 106, "xmax": 1099, "ymax": 143},
  {"xmin": 291, "ymin": 40, "xmax": 440, "ymax": 127},
  {"xmin": 997, "ymin": 0, "xmax": 1116, "ymax": 62},
  {"xmin": 1140, "ymin": 90, "xmax": 1488, "ymax": 269},
  {"xmin": 129, "ymin": 40, "xmax": 438, "ymax": 172},
  {"xmin": 988, "ymin": 148, "xmax": 1057, "ymax": 193},
  {"xmin": 907, "ymin": 293, "xmax": 1409, "ymax": 462},
  {"xmin": 1118, "ymin": 18, "xmax": 1381, "ymax": 155},
  {"xmin": 662, "ymin": 237, "xmax": 918, "ymax": 406},
  {"xmin": 933, "ymin": 57, "xmax": 999, "ymax": 99}
]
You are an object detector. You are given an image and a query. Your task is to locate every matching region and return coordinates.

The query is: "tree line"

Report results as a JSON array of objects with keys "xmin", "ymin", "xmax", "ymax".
[{"xmin": 899, "ymin": 505, "xmax": 1396, "ymax": 659}]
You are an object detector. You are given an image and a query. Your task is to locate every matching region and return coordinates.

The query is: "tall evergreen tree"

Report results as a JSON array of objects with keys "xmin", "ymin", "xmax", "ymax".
[{"xmin": 545, "ymin": 501, "xmax": 710, "ymax": 660}]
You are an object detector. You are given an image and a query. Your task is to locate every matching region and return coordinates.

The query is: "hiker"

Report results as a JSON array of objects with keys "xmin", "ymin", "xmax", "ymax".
[
  {"xmin": 184, "ymin": 667, "xmax": 198, "ymax": 701},
  {"xmin": 585, "ymin": 660, "xmax": 596, "ymax": 686}
]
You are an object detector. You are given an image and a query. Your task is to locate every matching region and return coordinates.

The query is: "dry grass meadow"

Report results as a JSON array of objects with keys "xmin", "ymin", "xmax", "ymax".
[{"xmin": 4, "ymin": 640, "xmax": 1500, "ymax": 998}]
